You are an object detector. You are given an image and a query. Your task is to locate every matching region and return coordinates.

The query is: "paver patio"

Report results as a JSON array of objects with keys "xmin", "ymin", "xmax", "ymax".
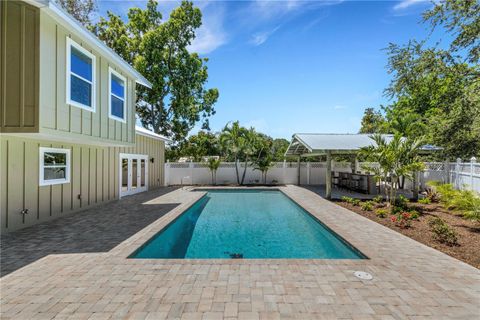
[{"xmin": 1, "ymin": 185, "xmax": 479, "ymax": 319}]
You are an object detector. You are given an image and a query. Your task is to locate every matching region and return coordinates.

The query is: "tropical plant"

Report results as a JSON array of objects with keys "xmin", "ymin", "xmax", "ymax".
[
  {"xmin": 219, "ymin": 121, "xmax": 246, "ymax": 185},
  {"xmin": 360, "ymin": 134, "xmax": 425, "ymax": 211},
  {"xmin": 429, "ymin": 217, "xmax": 458, "ymax": 246},
  {"xmin": 206, "ymin": 158, "xmax": 220, "ymax": 185},
  {"xmin": 253, "ymin": 154, "xmax": 274, "ymax": 184},
  {"xmin": 361, "ymin": 201, "xmax": 374, "ymax": 211},
  {"xmin": 375, "ymin": 208, "xmax": 388, "ymax": 218},
  {"xmin": 418, "ymin": 197, "xmax": 431, "ymax": 204}
]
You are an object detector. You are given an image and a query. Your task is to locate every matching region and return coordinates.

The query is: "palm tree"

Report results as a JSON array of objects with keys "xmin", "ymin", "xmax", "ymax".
[
  {"xmin": 360, "ymin": 134, "xmax": 424, "ymax": 210},
  {"xmin": 219, "ymin": 121, "xmax": 245, "ymax": 184},
  {"xmin": 207, "ymin": 158, "xmax": 221, "ymax": 185},
  {"xmin": 254, "ymin": 155, "xmax": 273, "ymax": 184}
]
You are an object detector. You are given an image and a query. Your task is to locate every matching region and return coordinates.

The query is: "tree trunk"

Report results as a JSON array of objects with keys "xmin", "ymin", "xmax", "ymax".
[
  {"xmin": 234, "ymin": 157, "xmax": 240, "ymax": 185},
  {"xmin": 240, "ymin": 158, "xmax": 248, "ymax": 185}
]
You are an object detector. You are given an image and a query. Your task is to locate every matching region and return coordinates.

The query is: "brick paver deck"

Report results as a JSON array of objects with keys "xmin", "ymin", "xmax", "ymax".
[{"xmin": 1, "ymin": 186, "xmax": 479, "ymax": 319}]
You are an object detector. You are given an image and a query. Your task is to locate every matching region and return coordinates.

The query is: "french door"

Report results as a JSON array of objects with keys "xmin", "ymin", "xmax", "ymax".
[{"xmin": 119, "ymin": 153, "xmax": 148, "ymax": 198}]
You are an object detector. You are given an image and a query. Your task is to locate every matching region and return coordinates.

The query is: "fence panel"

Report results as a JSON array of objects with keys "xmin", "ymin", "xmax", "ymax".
[{"xmin": 164, "ymin": 159, "xmax": 480, "ymax": 193}]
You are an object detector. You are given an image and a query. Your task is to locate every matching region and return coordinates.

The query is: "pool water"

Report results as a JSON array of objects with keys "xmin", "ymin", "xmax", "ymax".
[{"xmin": 131, "ymin": 189, "xmax": 365, "ymax": 259}]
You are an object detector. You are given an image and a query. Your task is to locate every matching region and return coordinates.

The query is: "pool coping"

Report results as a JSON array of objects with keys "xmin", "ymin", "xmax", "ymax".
[{"xmin": 110, "ymin": 186, "xmax": 378, "ymax": 264}]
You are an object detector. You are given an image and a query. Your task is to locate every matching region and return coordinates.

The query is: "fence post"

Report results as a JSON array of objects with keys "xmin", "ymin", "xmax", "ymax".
[
  {"xmin": 306, "ymin": 162, "xmax": 310, "ymax": 185},
  {"xmin": 455, "ymin": 158, "xmax": 461, "ymax": 190},
  {"xmin": 189, "ymin": 162, "xmax": 194, "ymax": 185},
  {"xmin": 283, "ymin": 160, "xmax": 286, "ymax": 185},
  {"xmin": 443, "ymin": 158, "xmax": 450, "ymax": 184},
  {"xmin": 471, "ymin": 157, "xmax": 476, "ymax": 191},
  {"xmin": 164, "ymin": 160, "xmax": 170, "ymax": 186}
]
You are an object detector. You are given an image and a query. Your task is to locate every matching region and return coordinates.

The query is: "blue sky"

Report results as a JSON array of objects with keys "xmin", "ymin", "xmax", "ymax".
[{"xmin": 97, "ymin": 0, "xmax": 446, "ymax": 139}]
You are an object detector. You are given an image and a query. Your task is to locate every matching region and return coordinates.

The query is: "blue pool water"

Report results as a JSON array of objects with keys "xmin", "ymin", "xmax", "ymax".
[{"xmin": 131, "ymin": 189, "xmax": 365, "ymax": 259}]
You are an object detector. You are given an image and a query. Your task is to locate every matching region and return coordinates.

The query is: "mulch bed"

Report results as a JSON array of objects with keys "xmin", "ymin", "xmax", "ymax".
[{"xmin": 334, "ymin": 200, "xmax": 480, "ymax": 269}]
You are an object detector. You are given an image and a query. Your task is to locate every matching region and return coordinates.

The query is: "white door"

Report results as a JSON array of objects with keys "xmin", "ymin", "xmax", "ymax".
[{"xmin": 119, "ymin": 153, "xmax": 148, "ymax": 198}]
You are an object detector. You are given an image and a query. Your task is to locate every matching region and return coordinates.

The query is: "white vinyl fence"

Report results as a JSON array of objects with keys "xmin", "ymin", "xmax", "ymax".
[{"xmin": 165, "ymin": 158, "xmax": 480, "ymax": 193}]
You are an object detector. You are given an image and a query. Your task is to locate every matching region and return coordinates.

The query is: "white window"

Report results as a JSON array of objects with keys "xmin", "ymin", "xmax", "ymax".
[
  {"xmin": 108, "ymin": 67, "xmax": 126, "ymax": 122},
  {"xmin": 66, "ymin": 37, "xmax": 96, "ymax": 112},
  {"xmin": 39, "ymin": 147, "xmax": 71, "ymax": 186}
]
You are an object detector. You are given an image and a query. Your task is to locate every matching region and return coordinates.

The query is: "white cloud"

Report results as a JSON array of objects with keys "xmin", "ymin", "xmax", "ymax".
[
  {"xmin": 250, "ymin": 26, "xmax": 280, "ymax": 46},
  {"xmin": 188, "ymin": 2, "xmax": 227, "ymax": 54},
  {"xmin": 333, "ymin": 105, "xmax": 347, "ymax": 110},
  {"xmin": 393, "ymin": 0, "xmax": 430, "ymax": 11}
]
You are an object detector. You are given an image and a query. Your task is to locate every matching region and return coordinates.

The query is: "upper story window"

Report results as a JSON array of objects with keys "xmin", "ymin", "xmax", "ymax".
[
  {"xmin": 108, "ymin": 68, "xmax": 126, "ymax": 122},
  {"xmin": 39, "ymin": 147, "xmax": 71, "ymax": 186},
  {"xmin": 66, "ymin": 38, "xmax": 96, "ymax": 111}
]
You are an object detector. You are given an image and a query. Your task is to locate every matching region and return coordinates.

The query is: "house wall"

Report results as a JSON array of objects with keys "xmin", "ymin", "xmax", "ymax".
[
  {"xmin": 0, "ymin": 134, "xmax": 165, "ymax": 233},
  {"xmin": 0, "ymin": 1, "xmax": 40, "ymax": 133},
  {"xmin": 38, "ymin": 10, "xmax": 136, "ymax": 146}
]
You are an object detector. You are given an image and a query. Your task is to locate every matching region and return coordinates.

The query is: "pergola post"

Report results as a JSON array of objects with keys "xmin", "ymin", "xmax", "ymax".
[
  {"xmin": 297, "ymin": 156, "xmax": 301, "ymax": 185},
  {"xmin": 326, "ymin": 151, "xmax": 332, "ymax": 199}
]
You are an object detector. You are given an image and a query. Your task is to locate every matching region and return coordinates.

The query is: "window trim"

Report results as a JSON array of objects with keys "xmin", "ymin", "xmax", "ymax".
[
  {"xmin": 39, "ymin": 147, "xmax": 71, "ymax": 186},
  {"xmin": 66, "ymin": 37, "xmax": 96, "ymax": 112},
  {"xmin": 108, "ymin": 67, "xmax": 127, "ymax": 123}
]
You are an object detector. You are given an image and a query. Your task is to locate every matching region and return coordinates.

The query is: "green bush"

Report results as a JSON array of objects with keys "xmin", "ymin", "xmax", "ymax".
[
  {"xmin": 372, "ymin": 195, "xmax": 383, "ymax": 203},
  {"xmin": 428, "ymin": 217, "xmax": 458, "ymax": 246},
  {"xmin": 418, "ymin": 197, "xmax": 431, "ymax": 204},
  {"xmin": 395, "ymin": 195, "xmax": 409, "ymax": 210},
  {"xmin": 409, "ymin": 210, "xmax": 420, "ymax": 219},
  {"xmin": 435, "ymin": 183, "xmax": 458, "ymax": 209},
  {"xmin": 341, "ymin": 196, "xmax": 354, "ymax": 204},
  {"xmin": 361, "ymin": 201, "xmax": 374, "ymax": 211},
  {"xmin": 375, "ymin": 208, "xmax": 388, "ymax": 218},
  {"xmin": 430, "ymin": 183, "xmax": 480, "ymax": 221},
  {"xmin": 452, "ymin": 190, "xmax": 480, "ymax": 221}
]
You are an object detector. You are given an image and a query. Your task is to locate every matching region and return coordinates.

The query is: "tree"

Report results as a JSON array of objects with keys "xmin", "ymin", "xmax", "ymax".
[
  {"xmin": 271, "ymin": 139, "xmax": 290, "ymax": 161},
  {"xmin": 94, "ymin": 0, "xmax": 219, "ymax": 142},
  {"xmin": 206, "ymin": 158, "xmax": 220, "ymax": 185},
  {"xmin": 219, "ymin": 121, "xmax": 246, "ymax": 185},
  {"xmin": 253, "ymin": 152, "xmax": 274, "ymax": 184},
  {"xmin": 384, "ymin": 42, "xmax": 480, "ymax": 158},
  {"xmin": 359, "ymin": 108, "xmax": 387, "ymax": 134},
  {"xmin": 423, "ymin": 0, "xmax": 480, "ymax": 64},
  {"xmin": 360, "ymin": 134, "xmax": 425, "ymax": 210},
  {"xmin": 57, "ymin": 0, "xmax": 96, "ymax": 27},
  {"xmin": 167, "ymin": 131, "xmax": 220, "ymax": 161}
]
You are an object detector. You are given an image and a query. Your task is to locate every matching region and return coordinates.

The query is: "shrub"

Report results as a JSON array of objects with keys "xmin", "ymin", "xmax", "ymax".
[
  {"xmin": 376, "ymin": 208, "xmax": 388, "ymax": 218},
  {"xmin": 435, "ymin": 183, "xmax": 458, "ymax": 208},
  {"xmin": 418, "ymin": 197, "xmax": 431, "ymax": 204},
  {"xmin": 352, "ymin": 199, "xmax": 361, "ymax": 206},
  {"xmin": 361, "ymin": 201, "xmax": 374, "ymax": 211},
  {"xmin": 425, "ymin": 181, "xmax": 441, "ymax": 202},
  {"xmin": 428, "ymin": 217, "xmax": 458, "ymax": 246},
  {"xmin": 395, "ymin": 195, "xmax": 409, "ymax": 210},
  {"xmin": 341, "ymin": 196, "xmax": 354, "ymax": 204},
  {"xmin": 452, "ymin": 190, "xmax": 480, "ymax": 221},
  {"xmin": 372, "ymin": 195, "xmax": 383, "ymax": 204},
  {"xmin": 391, "ymin": 212, "xmax": 412, "ymax": 228},
  {"xmin": 430, "ymin": 183, "xmax": 480, "ymax": 221},
  {"xmin": 409, "ymin": 210, "xmax": 420, "ymax": 219}
]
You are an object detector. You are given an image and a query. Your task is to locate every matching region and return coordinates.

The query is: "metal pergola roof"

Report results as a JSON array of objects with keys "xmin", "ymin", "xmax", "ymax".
[{"xmin": 285, "ymin": 133, "xmax": 441, "ymax": 157}]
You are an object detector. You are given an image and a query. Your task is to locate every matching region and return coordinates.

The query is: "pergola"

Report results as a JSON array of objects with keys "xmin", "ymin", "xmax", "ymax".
[{"xmin": 285, "ymin": 133, "xmax": 440, "ymax": 199}]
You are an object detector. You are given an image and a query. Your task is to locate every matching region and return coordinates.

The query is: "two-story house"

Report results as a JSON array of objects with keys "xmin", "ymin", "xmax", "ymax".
[{"xmin": 0, "ymin": 0, "xmax": 170, "ymax": 232}]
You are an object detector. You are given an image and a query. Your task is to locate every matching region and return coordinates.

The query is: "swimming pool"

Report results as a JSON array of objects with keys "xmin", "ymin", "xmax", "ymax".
[{"xmin": 131, "ymin": 189, "xmax": 365, "ymax": 259}]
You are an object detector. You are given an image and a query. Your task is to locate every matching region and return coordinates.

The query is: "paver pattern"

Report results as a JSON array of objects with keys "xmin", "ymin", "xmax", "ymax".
[{"xmin": 1, "ymin": 185, "xmax": 479, "ymax": 320}]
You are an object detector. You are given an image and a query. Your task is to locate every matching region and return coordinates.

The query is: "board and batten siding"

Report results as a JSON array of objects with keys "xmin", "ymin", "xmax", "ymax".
[
  {"xmin": 38, "ymin": 11, "xmax": 136, "ymax": 146},
  {"xmin": 0, "ymin": 1, "xmax": 40, "ymax": 133},
  {"xmin": 0, "ymin": 134, "xmax": 165, "ymax": 232}
]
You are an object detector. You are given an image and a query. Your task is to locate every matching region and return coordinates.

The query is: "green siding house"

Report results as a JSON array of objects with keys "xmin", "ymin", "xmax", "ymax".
[{"xmin": 0, "ymin": 0, "xmax": 169, "ymax": 232}]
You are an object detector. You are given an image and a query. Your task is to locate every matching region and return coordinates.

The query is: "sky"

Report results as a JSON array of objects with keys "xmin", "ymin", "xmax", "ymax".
[{"xmin": 96, "ymin": 0, "xmax": 447, "ymax": 139}]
